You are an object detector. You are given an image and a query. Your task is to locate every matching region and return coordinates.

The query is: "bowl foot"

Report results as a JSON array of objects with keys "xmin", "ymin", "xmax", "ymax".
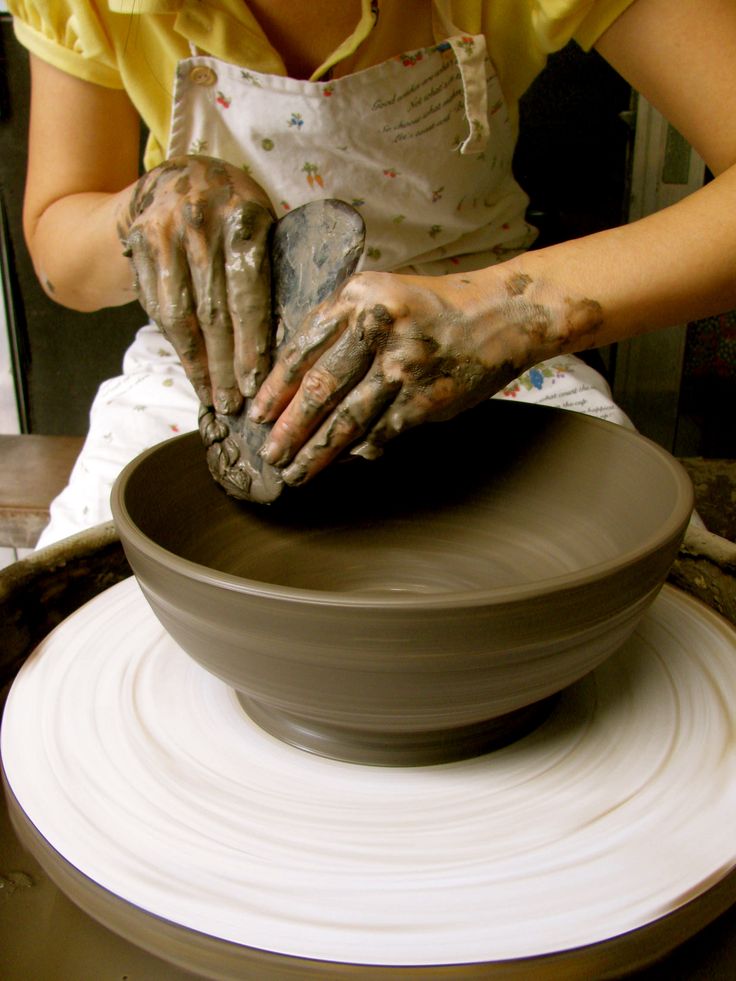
[{"xmin": 234, "ymin": 693, "xmax": 559, "ymax": 766}]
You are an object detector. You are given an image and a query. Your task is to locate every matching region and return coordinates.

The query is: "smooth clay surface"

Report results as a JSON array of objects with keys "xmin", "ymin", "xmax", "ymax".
[
  {"xmin": 111, "ymin": 401, "xmax": 693, "ymax": 765},
  {"xmin": 2, "ymin": 581, "xmax": 736, "ymax": 977}
]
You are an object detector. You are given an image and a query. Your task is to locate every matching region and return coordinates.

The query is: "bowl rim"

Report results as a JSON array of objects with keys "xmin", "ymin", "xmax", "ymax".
[{"xmin": 111, "ymin": 418, "xmax": 694, "ymax": 611}]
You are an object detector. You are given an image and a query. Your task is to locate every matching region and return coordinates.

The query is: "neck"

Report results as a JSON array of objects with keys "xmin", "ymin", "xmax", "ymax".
[{"xmin": 245, "ymin": 0, "xmax": 365, "ymax": 78}]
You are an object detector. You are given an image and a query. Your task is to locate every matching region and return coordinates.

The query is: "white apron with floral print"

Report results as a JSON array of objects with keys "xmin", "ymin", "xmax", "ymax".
[{"xmin": 37, "ymin": 2, "xmax": 631, "ymax": 548}]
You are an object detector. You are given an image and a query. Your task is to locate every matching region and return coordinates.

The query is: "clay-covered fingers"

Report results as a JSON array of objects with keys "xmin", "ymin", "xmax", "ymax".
[
  {"xmin": 186, "ymin": 225, "xmax": 243, "ymax": 415},
  {"xmin": 348, "ymin": 388, "xmax": 453, "ymax": 463},
  {"xmin": 120, "ymin": 156, "xmax": 276, "ymax": 413},
  {"xmin": 223, "ymin": 202, "xmax": 273, "ymax": 400},
  {"xmin": 279, "ymin": 372, "xmax": 399, "ymax": 484},
  {"xmin": 125, "ymin": 226, "xmax": 212, "ymax": 407},
  {"xmin": 258, "ymin": 321, "xmax": 387, "ymax": 469},
  {"xmin": 249, "ymin": 301, "xmax": 354, "ymax": 424},
  {"xmin": 275, "ymin": 370, "xmax": 462, "ymax": 486}
]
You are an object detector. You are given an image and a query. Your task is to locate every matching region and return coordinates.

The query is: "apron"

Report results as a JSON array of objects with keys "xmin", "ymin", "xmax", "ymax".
[{"xmin": 36, "ymin": 2, "xmax": 631, "ymax": 549}]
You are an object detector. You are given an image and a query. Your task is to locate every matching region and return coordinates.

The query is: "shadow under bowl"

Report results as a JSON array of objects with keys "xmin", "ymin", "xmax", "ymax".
[{"xmin": 111, "ymin": 401, "xmax": 693, "ymax": 766}]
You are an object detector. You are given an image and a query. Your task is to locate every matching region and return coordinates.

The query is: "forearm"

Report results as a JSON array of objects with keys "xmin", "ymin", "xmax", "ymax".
[
  {"xmin": 475, "ymin": 163, "xmax": 736, "ymax": 361},
  {"xmin": 27, "ymin": 187, "xmax": 137, "ymax": 312}
]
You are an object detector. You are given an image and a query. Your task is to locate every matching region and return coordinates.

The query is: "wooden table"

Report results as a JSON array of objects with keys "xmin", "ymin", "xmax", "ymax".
[{"xmin": 0, "ymin": 434, "xmax": 84, "ymax": 548}]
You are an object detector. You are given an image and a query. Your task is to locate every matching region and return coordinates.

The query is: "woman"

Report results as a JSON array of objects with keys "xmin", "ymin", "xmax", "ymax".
[{"xmin": 9, "ymin": 0, "xmax": 736, "ymax": 544}]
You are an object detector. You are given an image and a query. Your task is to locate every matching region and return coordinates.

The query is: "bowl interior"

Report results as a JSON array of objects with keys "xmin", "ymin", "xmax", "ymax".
[{"xmin": 114, "ymin": 401, "xmax": 692, "ymax": 601}]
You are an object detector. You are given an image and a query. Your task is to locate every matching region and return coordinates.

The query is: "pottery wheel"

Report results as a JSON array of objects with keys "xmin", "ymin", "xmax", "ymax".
[{"xmin": 2, "ymin": 579, "xmax": 736, "ymax": 974}]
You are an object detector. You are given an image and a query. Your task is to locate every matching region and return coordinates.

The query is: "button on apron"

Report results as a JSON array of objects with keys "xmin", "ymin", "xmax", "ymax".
[{"xmin": 189, "ymin": 65, "xmax": 217, "ymax": 87}]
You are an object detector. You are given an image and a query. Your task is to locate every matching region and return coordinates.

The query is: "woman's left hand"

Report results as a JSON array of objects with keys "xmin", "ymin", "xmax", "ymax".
[{"xmin": 248, "ymin": 268, "xmax": 602, "ymax": 485}]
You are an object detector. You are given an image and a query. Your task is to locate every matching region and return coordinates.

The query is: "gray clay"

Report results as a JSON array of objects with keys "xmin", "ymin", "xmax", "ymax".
[
  {"xmin": 112, "ymin": 401, "xmax": 694, "ymax": 766},
  {"xmin": 199, "ymin": 200, "xmax": 365, "ymax": 503}
]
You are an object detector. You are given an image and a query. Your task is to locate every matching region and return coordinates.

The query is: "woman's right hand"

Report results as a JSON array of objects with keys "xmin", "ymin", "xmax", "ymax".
[{"xmin": 119, "ymin": 155, "xmax": 275, "ymax": 415}]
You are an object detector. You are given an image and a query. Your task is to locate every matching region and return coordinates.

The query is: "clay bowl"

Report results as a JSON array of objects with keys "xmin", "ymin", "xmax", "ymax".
[{"xmin": 111, "ymin": 400, "xmax": 693, "ymax": 766}]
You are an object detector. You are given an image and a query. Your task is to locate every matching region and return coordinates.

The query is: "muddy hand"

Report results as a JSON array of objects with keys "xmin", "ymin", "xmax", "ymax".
[
  {"xmin": 119, "ymin": 155, "xmax": 274, "ymax": 415},
  {"xmin": 199, "ymin": 199, "xmax": 365, "ymax": 503},
  {"xmin": 249, "ymin": 269, "xmax": 603, "ymax": 486}
]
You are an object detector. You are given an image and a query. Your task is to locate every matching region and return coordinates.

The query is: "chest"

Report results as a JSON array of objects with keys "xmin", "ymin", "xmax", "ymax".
[{"xmin": 243, "ymin": 0, "xmax": 435, "ymax": 78}]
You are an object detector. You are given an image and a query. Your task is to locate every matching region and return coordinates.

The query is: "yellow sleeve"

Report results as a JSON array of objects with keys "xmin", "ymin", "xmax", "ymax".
[
  {"xmin": 7, "ymin": 0, "xmax": 124, "ymax": 88},
  {"xmin": 525, "ymin": 0, "xmax": 639, "ymax": 54}
]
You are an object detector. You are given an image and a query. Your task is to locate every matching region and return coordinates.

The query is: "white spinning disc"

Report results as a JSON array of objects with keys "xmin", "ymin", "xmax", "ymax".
[{"xmin": 2, "ymin": 578, "xmax": 736, "ymax": 967}]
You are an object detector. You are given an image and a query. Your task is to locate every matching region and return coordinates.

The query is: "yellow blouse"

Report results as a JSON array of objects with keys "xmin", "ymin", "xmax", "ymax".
[{"xmin": 8, "ymin": 0, "xmax": 636, "ymax": 169}]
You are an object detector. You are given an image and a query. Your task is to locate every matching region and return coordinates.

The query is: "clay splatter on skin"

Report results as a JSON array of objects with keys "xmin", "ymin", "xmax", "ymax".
[
  {"xmin": 278, "ymin": 314, "xmax": 345, "ymax": 387},
  {"xmin": 506, "ymin": 272, "xmax": 532, "ymax": 297},
  {"xmin": 119, "ymin": 155, "xmax": 275, "ymax": 417},
  {"xmin": 564, "ymin": 296, "xmax": 604, "ymax": 348},
  {"xmin": 272, "ymin": 264, "xmax": 610, "ymax": 488},
  {"xmin": 501, "ymin": 278, "xmax": 604, "ymax": 356},
  {"xmin": 368, "ymin": 303, "xmax": 398, "ymax": 338},
  {"xmin": 183, "ymin": 200, "xmax": 206, "ymax": 229},
  {"xmin": 117, "ymin": 159, "xmax": 190, "ymax": 248},
  {"xmin": 518, "ymin": 303, "xmax": 554, "ymax": 344}
]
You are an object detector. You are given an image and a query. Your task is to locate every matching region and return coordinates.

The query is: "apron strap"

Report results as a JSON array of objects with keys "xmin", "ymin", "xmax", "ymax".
[
  {"xmin": 447, "ymin": 35, "xmax": 491, "ymax": 155},
  {"xmin": 431, "ymin": 1, "xmax": 489, "ymax": 155}
]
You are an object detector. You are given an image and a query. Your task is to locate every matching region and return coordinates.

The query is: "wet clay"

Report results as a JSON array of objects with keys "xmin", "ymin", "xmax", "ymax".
[
  {"xmin": 111, "ymin": 400, "xmax": 693, "ymax": 766},
  {"xmin": 200, "ymin": 200, "xmax": 365, "ymax": 502},
  {"xmin": 120, "ymin": 156, "xmax": 275, "ymax": 415},
  {"xmin": 249, "ymin": 263, "xmax": 612, "ymax": 488}
]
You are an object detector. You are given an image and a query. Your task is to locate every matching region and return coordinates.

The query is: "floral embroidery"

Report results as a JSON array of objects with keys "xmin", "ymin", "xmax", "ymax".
[
  {"xmin": 302, "ymin": 162, "xmax": 324, "ymax": 188},
  {"xmin": 366, "ymin": 246, "xmax": 382, "ymax": 260},
  {"xmin": 162, "ymin": 378, "xmax": 174, "ymax": 388},
  {"xmin": 241, "ymin": 162, "xmax": 252, "ymax": 175},
  {"xmin": 323, "ymin": 83, "xmax": 335, "ymax": 97},
  {"xmin": 501, "ymin": 363, "xmax": 572, "ymax": 398},
  {"xmin": 428, "ymin": 224, "xmax": 442, "ymax": 238},
  {"xmin": 240, "ymin": 71, "xmax": 262, "ymax": 87},
  {"xmin": 288, "ymin": 113, "xmax": 304, "ymax": 129},
  {"xmin": 261, "ymin": 138, "xmax": 275, "ymax": 151},
  {"xmin": 189, "ymin": 138, "xmax": 208, "ymax": 154},
  {"xmin": 280, "ymin": 200, "xmax": 291, "ymax": 211},
  {"xmin": 400, "ymin": 50, "xmax": 424, "ymax": 67},
  {"xmin": 468, "ymin": 118, "xmax": 486, "ymax": 140},
  {"xmin": 432, "ymin": 187, "xmax": 444, "ymax": 203},
  {"xmin": 170, "ymin": 424, "xmax": 180, "ymax": 433},
  {"xmin": 216, "ymin": 91, "xmax": 231, "ymax": 109},
  {"xmin": 528, "ymin": 368, "xmax": 546, "ymax": 390},
  {"xmin": 383, "ymin": 168, "xmax": 399, "ymax": 178},
  {"xmin": 457, "ymin": 36, "xmax": 475, "ymax": 54}
]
